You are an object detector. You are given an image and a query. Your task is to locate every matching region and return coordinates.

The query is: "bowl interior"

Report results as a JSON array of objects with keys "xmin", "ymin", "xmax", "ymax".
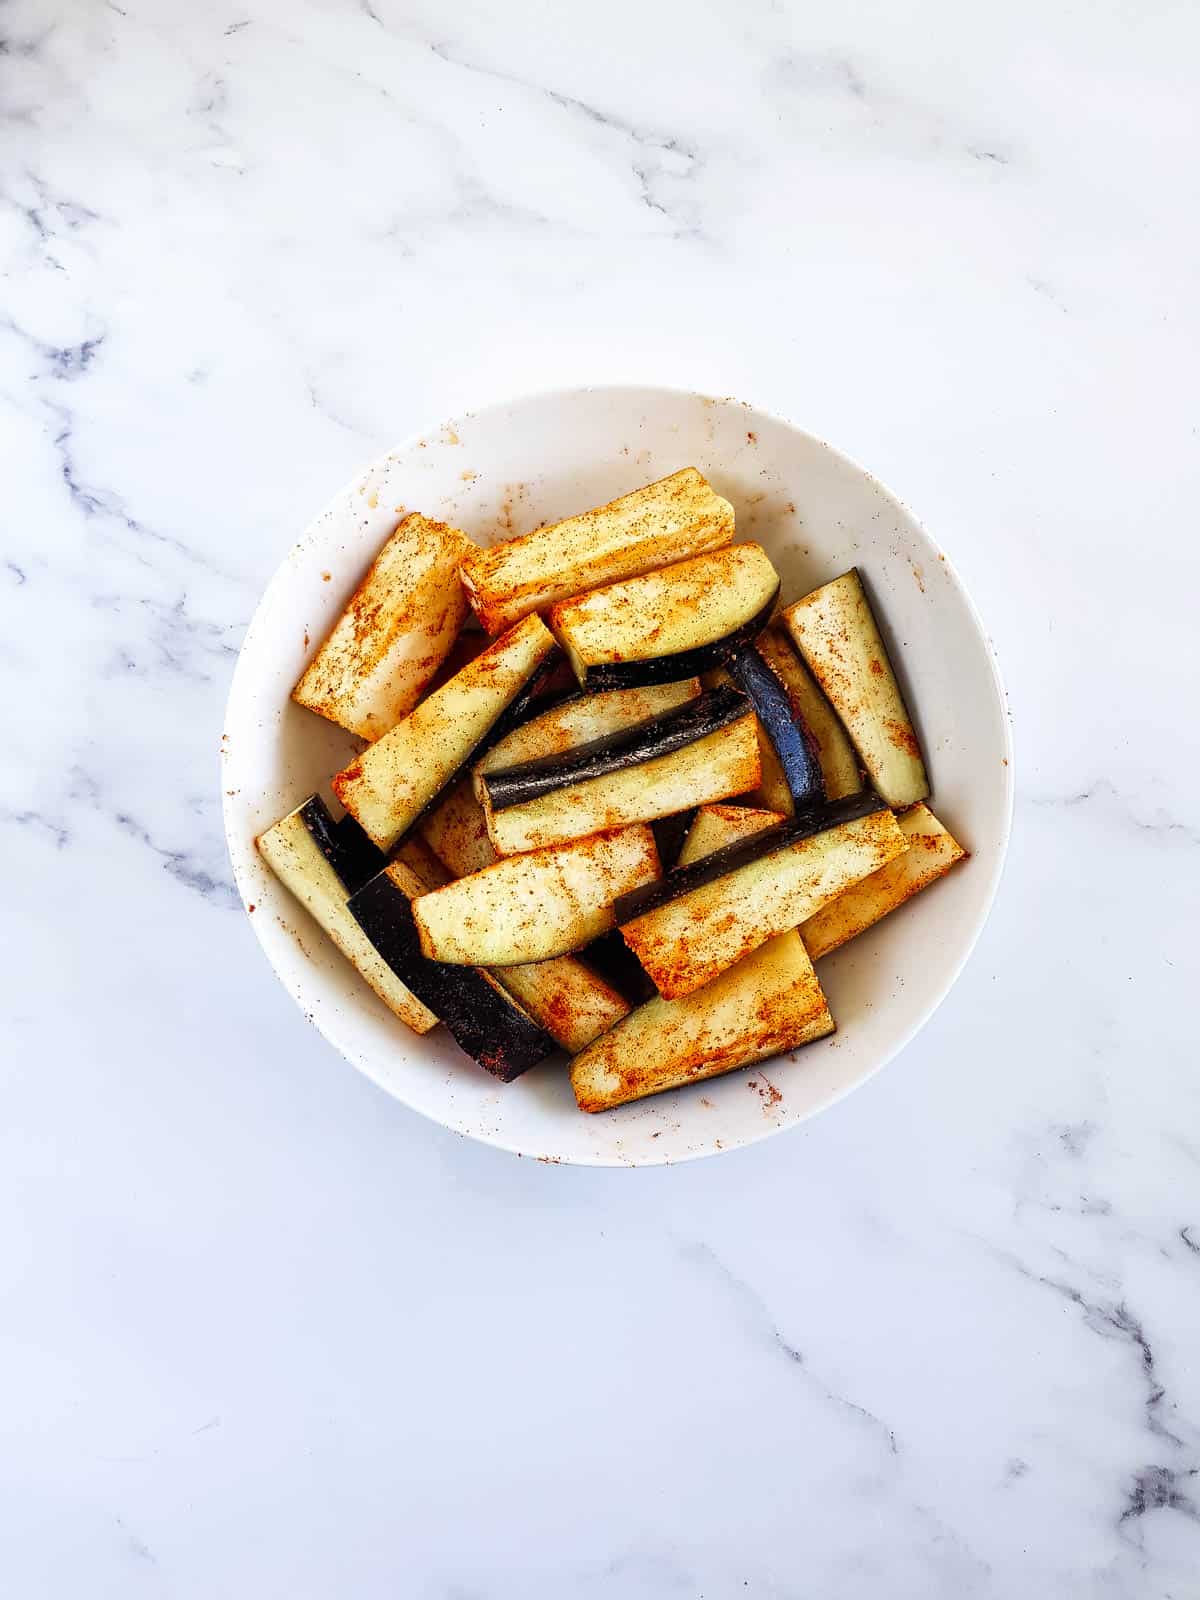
[{"xmin": 224, "ymin": 387, "xmax": 1011, "ymax": 1165}]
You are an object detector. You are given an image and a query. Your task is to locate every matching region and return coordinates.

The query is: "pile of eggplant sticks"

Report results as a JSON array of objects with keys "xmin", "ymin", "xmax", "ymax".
[{"xmin": 257, "ymin": 467, "xmax": 966, "ymax": 1113}]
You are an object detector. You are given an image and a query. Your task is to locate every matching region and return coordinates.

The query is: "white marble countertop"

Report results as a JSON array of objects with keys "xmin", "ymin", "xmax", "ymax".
[{"xmin": 4, "ymin": 2, "xmax": 1198, "ymax": 1594}]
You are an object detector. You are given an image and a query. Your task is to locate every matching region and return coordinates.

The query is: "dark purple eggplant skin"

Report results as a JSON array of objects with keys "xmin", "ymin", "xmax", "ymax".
[
  {"xmin": 729, "ymin": 646, "xmax": 826, "ymax": 813},
  {"xmin": 475, "ymin": 645, "xmax": 570, "ymax": 757},
  {"xmin": 348, "ymin": 872, "xmax": 556, "ymax": 1081},
  {"xmin": 651, "ymin": 807, "xmax": 698, "ymax": 872},
  {"xmin": 581, "ymin": 929, "xmax": 657, "ymax": 1004},
  {"xmin": 293, "ymin": 796, "xmax": 385, "ymax": 895},
  {"xmin": 577, "ymin": 585, "xmax": 780, "ymax": 691},
  {"xmin": 613, "ymin": 791, "xmax": 887, "ymax": 925},
  {"xmin": 481, "ymin": 685, "xmax": 750, "ymax": 813}
]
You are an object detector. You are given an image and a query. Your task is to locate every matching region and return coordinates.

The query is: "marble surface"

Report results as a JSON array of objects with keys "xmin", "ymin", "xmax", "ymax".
[{"xmin": 2, "ymin": 1, "xmax": 1197, "ymax": 1593}]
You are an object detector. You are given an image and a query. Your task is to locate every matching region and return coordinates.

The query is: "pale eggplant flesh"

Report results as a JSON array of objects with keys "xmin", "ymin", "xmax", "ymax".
[
  {"xmin": 474, "ymin": 645, "xmax": 573, "ymax": 755},
  {"xmin": 416, "ymin": 778, "xmax": 634, "ymax": 1052},
  {"xmin": 348, "ymin": 868, "xmax": 556, "ymax": 1081},
  {"xmin": 780, "ymin": 569, "xmax": 929, "ymax": 809},
  {"xmin": 411, "ymin": 825, "xmax": 661, "ymax": 967},
  {"xmin": 569, "ymin": 931, "xmax": 834, "ymax": 1113},
  {"xmin": 676, "ymin": 804, "xmax": 786, "ymax": 869},
  {"xmin": 618, "ymin": 803, "xmax": 908, "ymax": 1000},
  {"xmin": 480, "ymin": 684, "xmax": 750, "ymax": 813},
  {"xmin": 475, "ymin": 680, "xmax": 700, "ymax": 794},
  {"xmin": 459, "ymin": 467, "xmax": 735, "ymax": 635},
  {"xmin": 331, "ymin": 614, "xmax": 558, "ymax": 850},
  {"xmin": 753, "ymin": 627, "xmax": 863, "ymax": 802},
  {"xmin": 570, "ymin": 588, "xmax": 779, "ymax": 692},
  {"xmin": 650, "ymin": 807, "xmax": 698, "ymax": 870},
  {"xmin": 254, "ymin": 796, "xmax": 437, "ymax": 1036},
  {"xmin": 484, "ymin": 710, "xmax": 761, "ymax": 856},
  {"xmin": 292, "ymin": 513, "xmax": 472, "ymax": 740},
  {"xmin": 800, "ymin": 802, "xmax": 967, "ymax": 959},
  {"xmin": 614, "ymin": 791, "xmax": 888, "ymax": 924},
  {"xmin": 549, "ymin": 543, "xmax": 781, "ymax": 690}
]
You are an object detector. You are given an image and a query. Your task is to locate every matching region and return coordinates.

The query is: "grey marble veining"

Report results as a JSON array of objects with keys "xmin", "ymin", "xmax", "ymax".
[{"xmin": 1, "ymin": 1, "xmax": 1197, "ymax": 1595}]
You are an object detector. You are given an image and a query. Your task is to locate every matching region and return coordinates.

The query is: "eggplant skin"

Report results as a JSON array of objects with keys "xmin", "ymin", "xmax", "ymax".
[
  {"xmin": 348, "ymin": 871, "xmax": 556, "ymax": 1081},
  {"xmin": 622, "ymin": 808, "xmax": 907, "ymax": 1000},
  {"xmin": 484, "ymin": 712, "xmax": 761, "ymax": 855},
  {"xmin": 287, "ymin": 796, "xmax": 384, "ymax": 895},
  {"xmin": 481, "ymin": 685, "xmax": 750, "ymax": 813},
  {"xmin": 728, "ymin": 647, "xmax": 826, "ymax": 814},
  {"xmin": 477, "ymin": 681, "xmax": 700, "ymax": 786},
  {"xmin": 472, "ymin": 647, "xmax": 569, "ymax": 761},
  {"xmin": 613, "ymin": 790, "xmax": 887, "ymax": 924},
  {"xmin": 414, "ymin": 781, "xmax": 632, "ymax": 1052},
  {"xmin": 581, "ymin": 929, "xmax": 657, "ymax": 1004},
  {"xmin": 328, "ymin": 810, "xmax": 389, "ymax": 894},
  {"xmin": 650, "ymin": 808, "xmax": 698, "ymax": 871},
  {"xmin": 753, "ymin": 628, "xmax": 863, "ymax": 802},
  {"xmin": 677, "ymin": 804, "xmax": 786, "ymax": 869},
  {"xmin": 576, "ymin": 587, "xmax": 780, "ymax": 692},
  {"xmin": 255, "ymin": 799, "xmax": 439, "ymax": 1036}
]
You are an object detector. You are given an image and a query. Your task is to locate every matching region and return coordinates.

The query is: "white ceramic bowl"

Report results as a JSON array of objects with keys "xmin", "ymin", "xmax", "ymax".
[{"xmin": 224, "ymin": 387, "xmax": 1012, "ymax": 1165}]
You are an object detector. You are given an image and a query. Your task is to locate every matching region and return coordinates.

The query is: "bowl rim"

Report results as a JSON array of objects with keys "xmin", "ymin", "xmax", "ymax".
[{"xmin": 223, "ymin": 383, "xmax": 1014, "ymax": 1165}]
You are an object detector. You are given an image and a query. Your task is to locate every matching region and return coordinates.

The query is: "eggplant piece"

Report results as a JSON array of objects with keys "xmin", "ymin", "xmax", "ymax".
[
  {"xmin": 423, "ymin": 625, "xmax": 492, "ymax": 694},
  {"xmin": 581, "ymin": 929, "xmax": 657, "ymax": 1005},
  {"xmin": 348, "ymin": 862, "xmax": 556, "ymax": 1081},
  {"xmin": 677, "ymin": 804, "xmax": 786, "ymax": 868},
  {"xmin": 459, "ymin": 467, "xmax": 734, "ymax": 634},
  {"xmin": 801, "ymin": 803, "xmax": 966, "ymax": 959},
  {"xmin": 416, "ymin": 779, "xmax": 632, "ymax": 1052},
  {"xmin": 293, "ymin": 513, "xmax": 472, "ymax": 740},
  {"xmin": 728, "ymin": 647, "xmax": 826, "ymax": 816},
  {"xmin": 480, "ymin": 685, "xmax": 750, "ymax": 814},
  {"xmin": 616, "ymin": 791, "xmax": 887, "ymax": 922},
  {"xmin": 485, "ymin": 709, "xmax": 761, "ymax": 856},
  {"xmin": 569, "ymin": 932, "xmax": 834, "ymax": 1113},
  {"xmin": 331, "ymin": 613, "xmax": 557, "ymax": 850},
  {"xmin": 418, "ymin": 778, "xmax": 497, "ymax": 877},
  {"xmin": 549, "ymin": 544, "xmax": 781, "ymax": 690},
  {"xmin": 703, "ymin": 666, "xmax": 792, "ymax": 816},
  {"xmin": 650, "ymin": 808, "xmax": 697, "ymax": 871},
  {"xmin": 677, "ymin": 800, "xmax": 967, "ymax": 963},
  {"xmin": 255, "ymin": 797, "xmax": 437, "ymax": 1034},
  {"xmin": 493, "ymin": 960, "xmax": 629, "ymax": 1055},
  {"xmin": 754, "ymin": 628, "xmax": 862, "ymax": 802},
  {"xmin": 412, "ymin": 826, "xmax": 661, "ymax": 967},
  {"xmin": 618, "ymin": 802, "xmax": 907, "ymax": 1000},
  {"xmin": 473, "ymin": 644, "xmax": 571, "ymax": 755},
  {"xmin": 330, "ymin": 806, "xmax": 454, "ymax": 898},
  {"xmin": 780, "ymin": 571, "xmax": 928, "ymax": 808},
  {"xmin": 391, "ymin": 830, "xmax": 452, "ymax": 891},
  {"xmin": 475, "ymin": 679, "xmax": 700, "ymax": 795}
]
